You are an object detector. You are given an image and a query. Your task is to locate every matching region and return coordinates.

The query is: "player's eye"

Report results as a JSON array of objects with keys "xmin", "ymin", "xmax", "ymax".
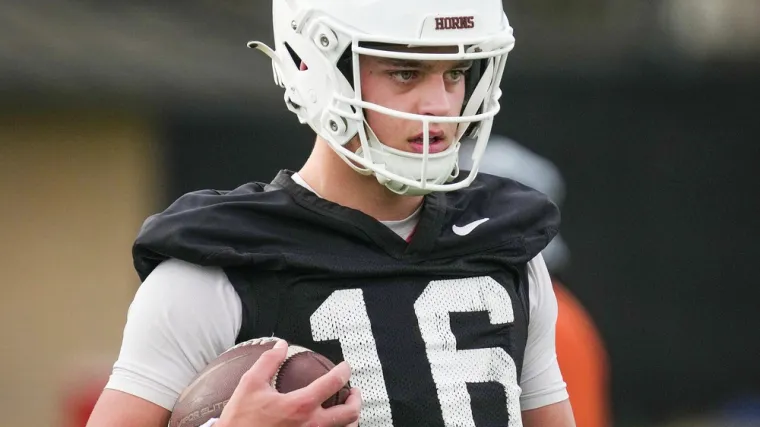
[
  {"xmin": 389, "ymin": 70, "xmax": 418, "ymax": 83},
  {"xmin": 445, "ymin": 69, "xmax": 467, "ymax": 83}
]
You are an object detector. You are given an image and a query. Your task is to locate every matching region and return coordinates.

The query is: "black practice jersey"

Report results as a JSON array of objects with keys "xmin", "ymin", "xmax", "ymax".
[{"xmin": 133, "ymin": 170, "xmax": 560, "ymax": 427}]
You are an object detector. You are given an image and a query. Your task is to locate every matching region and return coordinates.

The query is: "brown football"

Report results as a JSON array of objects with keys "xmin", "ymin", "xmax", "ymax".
[{"xmin": 168, "ymin": 337, "xmax": 350, "ymax": 427}]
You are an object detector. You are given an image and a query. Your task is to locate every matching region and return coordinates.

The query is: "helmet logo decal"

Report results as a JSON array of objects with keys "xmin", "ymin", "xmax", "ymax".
[{"xmin": 434, "ymin": 16, "xmax": 475, "ymax": 30}]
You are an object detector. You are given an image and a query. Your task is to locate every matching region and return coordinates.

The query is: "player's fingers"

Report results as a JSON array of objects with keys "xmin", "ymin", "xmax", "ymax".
[
  {"xmin": 295, "ymin": 360, "xmax": 352, "ymax": 404},
  {"xmin": 343, "ymin": 387, "xmax": 362, "ymax": 407},
  {"xmin": 239, "ymin": 339, "xmax": 288, "ymax": 389},
  {"xmin": 317, "ymin": 387, "xmax": 362, "ymax": 427},
  {"xmin": 343, "ymin": 387, "xmax": 362, "ymax": 427}
]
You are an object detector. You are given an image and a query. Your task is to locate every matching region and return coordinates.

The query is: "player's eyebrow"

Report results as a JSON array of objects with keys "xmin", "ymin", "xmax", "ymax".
[
  {"xmin": 453, "ymin": 60, "xmax": 474, "ymax": 70},
  {"xmin": 378, "ymin": 58, "xmax": 473, "ymax": 70},
  {"xmin": 377, "ymin": 58, "xmax": 427, "ymax": 68}
]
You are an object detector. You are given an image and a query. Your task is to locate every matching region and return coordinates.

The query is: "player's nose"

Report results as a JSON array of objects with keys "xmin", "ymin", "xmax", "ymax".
[{"xmin": 417, "ymin": 75, "xmax": 453, "ymax": 117}]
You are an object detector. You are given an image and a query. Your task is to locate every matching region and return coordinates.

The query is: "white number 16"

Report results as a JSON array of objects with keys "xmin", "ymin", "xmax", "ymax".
[{"xmin": 310, "ymin": 276, "xmax": 522, "ymax": 427}]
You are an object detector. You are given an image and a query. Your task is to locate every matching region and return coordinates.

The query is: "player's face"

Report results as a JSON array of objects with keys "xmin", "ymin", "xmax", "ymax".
[{"xmin": 358, "ymin": 46, "xmax": 471, "ymax": 154}]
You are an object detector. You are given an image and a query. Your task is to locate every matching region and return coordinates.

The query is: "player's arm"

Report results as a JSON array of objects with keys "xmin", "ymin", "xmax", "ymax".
[
  {"xmin": 86, "ymin": 259, "xmax": 243, "ymax": 427},
  {"xmin": 87, "ymin": 390, "xmax": 170, "ymax": 427},
  {"xmin": 519, "ymin": 254, "xmax": 576, "ymax": 426},
  {"xmin": 522, "ymin": 399, "xmax": 576, "ymax": 427}
]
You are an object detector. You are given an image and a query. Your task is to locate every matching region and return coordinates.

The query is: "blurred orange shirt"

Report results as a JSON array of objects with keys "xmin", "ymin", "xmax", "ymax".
[{"xmin": 553, "ymin": 280, "xmax": 611, "ymax": 427}]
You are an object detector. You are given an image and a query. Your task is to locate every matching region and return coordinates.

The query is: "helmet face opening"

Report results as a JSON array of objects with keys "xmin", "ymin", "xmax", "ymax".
[{"xmin": 252, "ymin": 0, "xmax": 515, "ymax": 195}]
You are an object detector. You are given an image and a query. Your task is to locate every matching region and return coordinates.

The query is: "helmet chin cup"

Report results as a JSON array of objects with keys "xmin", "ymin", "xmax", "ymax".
[
  {"xmin": 341, "ymin": 146, "xmax": 374, "ymax": 176},
  {"xmin": 372, "ymin": 164, "xmax": 392, "ymax": 185},
  {"xmin": 354, "ymin": 140, "xmax": 460, "ymax": 195},
  {"xmin": 369, "ymin": 164, "xmax": 413, "ymax": 196}
]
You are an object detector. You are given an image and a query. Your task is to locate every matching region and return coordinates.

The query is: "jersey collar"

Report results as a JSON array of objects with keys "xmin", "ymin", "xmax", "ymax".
[{"xmin": 270, "ymin": 170, "xmax": 445, "ymax": 260}]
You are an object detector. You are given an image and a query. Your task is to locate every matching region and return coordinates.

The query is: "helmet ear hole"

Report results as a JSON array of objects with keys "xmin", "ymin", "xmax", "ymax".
[
  {"xmin": 336, "ymin": 47, "xmax": 354, "ymax": 89},
  {"xmin": 284, "ymin": 42, "xmax": 306, "ymax": 70}
]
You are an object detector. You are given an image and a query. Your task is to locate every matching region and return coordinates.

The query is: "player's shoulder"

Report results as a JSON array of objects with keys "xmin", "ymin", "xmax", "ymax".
[
  {"xmin": 452, "ymin": 171, "xmax": 559, "ymax": 221},
  {"xmin": 526, "ymin": 253, "xmax": 549, "ymax": 278},
  {"xmin": 449, "ymin": 171, "xmax": 553, "ymax": 207},
  {"xmin": 137, "ymin": 180, "xmax": 285, "ymax": 247},
  {"xmin": 132, "ymin": 174, "xmax": 305, "ymax": 281},
  {"xmin": 134, "ymin": 258, "xmax": 241, "ymax": 332},
  {"xmin": 445, "ymin": 172, "xmax": 559, "ymax": 240},
  {"xmin": 157, "ymin": 179, "xmax": 282, "ymax": 214},
  {"xmin": 145, "ymin": 258, "xmax": 226, "ymax": 285},
  {"xmin": 425, "ymin": 172, "xmax": 560, "ymax": 264},
  {"xmin": 136, "ymin": 258, "xmax": 234, "ymax": 304}
]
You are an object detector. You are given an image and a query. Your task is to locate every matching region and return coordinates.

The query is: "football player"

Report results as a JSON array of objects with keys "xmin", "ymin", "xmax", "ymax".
[{"xmin": 87, "ymin": 0, "xmax": 576, "ymax": 426}]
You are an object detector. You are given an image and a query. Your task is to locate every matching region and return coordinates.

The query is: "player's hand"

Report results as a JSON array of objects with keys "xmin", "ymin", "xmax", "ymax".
[{"xmin": 216, "ymin": 340, "xmax": 362, "ymax": 427}]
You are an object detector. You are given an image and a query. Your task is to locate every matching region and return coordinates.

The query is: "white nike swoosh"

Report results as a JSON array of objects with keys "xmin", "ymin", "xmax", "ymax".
[{"xmin": 452, "ymin": 218, "xmax": 490, "ymax": 236}]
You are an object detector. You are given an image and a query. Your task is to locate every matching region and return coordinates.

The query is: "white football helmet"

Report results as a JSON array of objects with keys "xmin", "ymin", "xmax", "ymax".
[{"xmin": 249, "ymin": 0, "xmax": 515, "ymax": 195}]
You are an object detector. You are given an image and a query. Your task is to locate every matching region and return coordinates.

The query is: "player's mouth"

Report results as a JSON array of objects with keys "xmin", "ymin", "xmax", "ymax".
[{"xmin": 407, "ymin": 131, "xmax": 448, "ymax": 154}]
